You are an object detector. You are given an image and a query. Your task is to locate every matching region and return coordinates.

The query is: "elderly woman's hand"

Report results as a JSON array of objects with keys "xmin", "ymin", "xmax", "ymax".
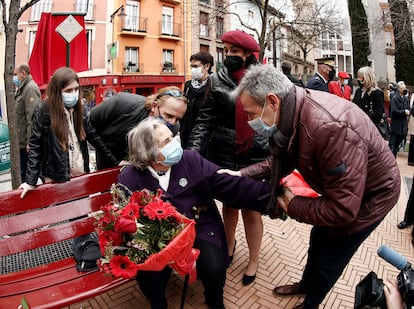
[
  {"xmin": 18, "ymin": 182, "xmax": 35, "ymax": 198},
  {"xmin": 276, "ymin": 187, "xmax": 295, "ymax": 213},
  {"xmin": 216, "ymin": 169, "xmax": 241, "ymax": 177}
]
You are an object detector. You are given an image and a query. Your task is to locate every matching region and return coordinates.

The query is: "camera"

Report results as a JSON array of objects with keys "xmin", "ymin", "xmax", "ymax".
[{"xmin": 354, "ymin": 245, "xmax": 414, "ymax": 308}]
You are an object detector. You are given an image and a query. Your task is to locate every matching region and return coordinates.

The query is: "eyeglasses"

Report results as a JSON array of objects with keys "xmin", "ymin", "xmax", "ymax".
[{"xmin": 156, "ymin": 90, "xmax": 183, "ymax": 100}]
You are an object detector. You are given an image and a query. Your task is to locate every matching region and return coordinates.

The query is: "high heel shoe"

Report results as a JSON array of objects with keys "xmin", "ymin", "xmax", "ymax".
[
  {"xmin": 242, "ymin": 273, "xmax": 256, "ymax": 286},
  {"xmin": 229, "ymin": 240, "xmax": 236, "ymax": 263}
]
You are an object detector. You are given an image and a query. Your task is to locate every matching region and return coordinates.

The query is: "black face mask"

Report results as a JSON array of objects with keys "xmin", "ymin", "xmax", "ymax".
[
  {"xmin": 358, "ymin": 80, "xmax": 364, "ymax": 88},
  {"xmin": 328, "ymin": 69, "xmax": 336, "ymax": 81},
  {"xmin": 224, "ymin": 56, "xmax": 245, "ymax": 72},
  {"xmin": 403, "ymin": 89, "xmax": 408, "ymax": 96}
]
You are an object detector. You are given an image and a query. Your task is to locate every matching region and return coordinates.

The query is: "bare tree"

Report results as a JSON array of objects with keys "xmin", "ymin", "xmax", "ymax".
[
  {"xmin": 1, "ymin": 0, "xmax": 40, "ymax": 189},
  {"xmin": 207, "ymin": 0, "xmax": 341, "ymax": 75}
]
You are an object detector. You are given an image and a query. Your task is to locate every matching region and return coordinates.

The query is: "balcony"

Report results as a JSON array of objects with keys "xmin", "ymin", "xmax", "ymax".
[
  {"xmin": 199, "ymin": 25, "xmax": 211, "ymax": 40},
  {"xmin": 161, "ymin": 62, "xmax": 178, "ymax": 73},
  {"xmin": 121, "ymin": 17, "xmax": 148, "ymax": 36},
  {"xmin": 123, "ymin": 62, "xmax": 144, "ymax": 74},
  {"xmin": 159, "ymin": 22, "xmax": 181, "ymax": 40},
  {"xmin": 160, "ymin": 0, "xmax": 182, "ymax": 4}
]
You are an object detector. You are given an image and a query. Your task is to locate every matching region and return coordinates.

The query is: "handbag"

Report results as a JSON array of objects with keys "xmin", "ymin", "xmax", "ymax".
[{"xmin": 375, "ymin": 113, "xmax": 391, "ymax": 140}]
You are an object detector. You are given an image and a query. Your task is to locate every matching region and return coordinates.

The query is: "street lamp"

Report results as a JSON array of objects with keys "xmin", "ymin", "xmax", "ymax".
[
  {"xmin": 110, "ymin": 5, "xmax": 126, "ymax": 23},
  {"xmin": 110, "ymin": 5, "xmax": 127, "ymax": 74}
]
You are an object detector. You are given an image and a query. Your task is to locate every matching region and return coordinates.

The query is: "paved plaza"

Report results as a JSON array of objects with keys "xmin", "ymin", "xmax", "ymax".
[{"xmin": 2, "ymin": 149, "xmax": 413, "ymax": 309}]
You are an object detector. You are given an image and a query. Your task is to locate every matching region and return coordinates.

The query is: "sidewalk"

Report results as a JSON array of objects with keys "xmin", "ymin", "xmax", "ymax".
[{"xmin": 2, "ymin": 150, "xmax": 413, "ymax": 309}]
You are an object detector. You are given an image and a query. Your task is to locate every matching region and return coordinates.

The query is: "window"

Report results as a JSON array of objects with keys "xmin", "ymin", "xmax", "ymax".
[
  {"xmin": 76, "ymin": 0, "xmax": 94, "ymax": 20},
  {"xmin": 199, "ymin": 12, "xmax": 209, "ymax": 37},
  {"xmin": 216, "ymin": 17, "xmax": 223, "ymax": 39},
  {"xmin": 85, "ymin": 29, "xmax": 92, "ymax": 70},
  {"xmin": 28, "ymin": 31, "xmax": 37, "ymax": 59},
  {"xmin": 30, "ymin": 0, "xmax": 52, "ymax": 22},
  {"xmin": 216, "ymin": 47, "xmax": 223, "ymax": 71},
  {"xmin": 124, "ymin": 47, "xmax": 139, "ymax": 72},
  {"xmin": 162, "ymin": 6, "xmax": 174, "ymax": 35},
  {"xmin": 162, "ymin": 49, "xmax": 174, "ymax": 72},
  {"xmin": 125, "ymin": 0, "xmax": 140, "ymax": 31}
]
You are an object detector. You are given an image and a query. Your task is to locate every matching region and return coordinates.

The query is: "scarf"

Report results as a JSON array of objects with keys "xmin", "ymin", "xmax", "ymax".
[
  {"xmin": 232, "ymin": 68, "xmax": 254, "ymax": 156},
  {"xmin": 267, "ymin": 86, "xmax": 297, "ymax": 217}
]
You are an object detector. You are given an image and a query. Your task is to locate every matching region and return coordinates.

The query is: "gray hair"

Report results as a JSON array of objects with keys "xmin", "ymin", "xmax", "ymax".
[
  {"xmin": 128, "ymin": 117, "xmax": 165, "ymax": 169},
  {"xmin": 397, "ymin": 81, "xmax": 406, "ymax": 90},
  {"xmin": 231, "ymin": 64, "xmax": 293, "ymax": 105}
]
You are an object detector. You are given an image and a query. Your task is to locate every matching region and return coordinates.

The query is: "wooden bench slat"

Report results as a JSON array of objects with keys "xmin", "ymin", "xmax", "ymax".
[
  {"xmin": 0, "ymin": 216, "xmax": 99, "ymax": 256},
  {"xmin": 0, "ymin": 167, "xmax": 119, "ymax": 217},
  {"xmin": 0, "ymin": 193, "xmax": 111, "ymax": 236}
]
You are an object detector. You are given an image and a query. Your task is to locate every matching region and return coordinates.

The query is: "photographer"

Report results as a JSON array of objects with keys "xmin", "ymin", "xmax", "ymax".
[{"xmin": 384, "ymin": 279, "xmax": 406, "ymax": 309}]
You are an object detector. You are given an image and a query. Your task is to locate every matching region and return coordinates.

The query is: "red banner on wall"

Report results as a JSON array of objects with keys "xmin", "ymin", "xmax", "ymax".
[{"xmin": 29, "ymin": 12, "xmax": 88, "ymax": 87}]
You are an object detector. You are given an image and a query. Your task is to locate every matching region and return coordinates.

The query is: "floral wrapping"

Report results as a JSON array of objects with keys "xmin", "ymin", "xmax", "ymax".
[{"xmin": 96, "ymin": 186, "xmax": 200, "ymax": 282}]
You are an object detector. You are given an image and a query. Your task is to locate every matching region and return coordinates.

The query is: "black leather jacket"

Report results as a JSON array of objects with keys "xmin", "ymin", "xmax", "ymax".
[
  {"xmin": 25, "ymin": 103, "xmax": 90, "ymax": 186},
  {"xmin": 187, "ymin": 67, "xmax": 269, "ymax": 169}
]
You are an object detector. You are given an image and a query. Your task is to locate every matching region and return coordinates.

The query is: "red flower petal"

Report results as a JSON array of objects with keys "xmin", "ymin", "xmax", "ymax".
[{"xmin": 109, "ymin": 255, "xmax": 139, "ymax": 278}]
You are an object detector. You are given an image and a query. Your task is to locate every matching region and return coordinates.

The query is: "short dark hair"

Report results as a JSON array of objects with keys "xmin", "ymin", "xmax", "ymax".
[
  {"xmin": 281, "ymin": 61, "xmax": 292, "ymax": 75},
  {"xmin": 189, "ymin": 51, "xmax": 214, "ymax": 73},
  {"xmin": 18, "ymin": 64, "xmax": 31, "ymax": 75}
]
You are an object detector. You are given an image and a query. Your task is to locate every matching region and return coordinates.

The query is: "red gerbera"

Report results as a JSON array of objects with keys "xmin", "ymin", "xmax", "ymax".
[
  {"xmin": 143, "ymin": 197, "xmax": 177, "ymax": 220},
  {"xmin": 109, "ymin": 255, "xmax": 140, "ymax": 278}
]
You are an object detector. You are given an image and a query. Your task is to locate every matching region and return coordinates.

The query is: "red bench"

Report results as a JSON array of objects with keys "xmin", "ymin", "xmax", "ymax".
[{"xmin": 0, "ymin": 167, "xmax": 132, "ymax": 309}]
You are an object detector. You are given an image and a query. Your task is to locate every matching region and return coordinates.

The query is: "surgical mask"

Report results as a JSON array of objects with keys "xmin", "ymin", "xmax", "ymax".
[
  {"xmin": 191, "ymin": 67, "xmax": 204, "ymax": 80},
  {"xmin": 343, "ymin": 79, "xmax": 348, "ymax": 85},
  {"xmin": 224, "ymin": 55, "xmax": 245, "ymax": 72},
  {"xmin": 160, "ymin": 137, "xmax": 183, "ymax": 166},
  {"xmin": 247, "ymin": 102, "xmax": 277, "ymax": 138},
  {"xmin": 13, "ymin": 75, "xmax": 20, "ymax": 87},
  {"xmin": 62, "ymin": 91, "xmax": 79, "ymax": 108},
  {"xmin": 403, "ymin": 89, "xmax": 408, "ymax": 96}
]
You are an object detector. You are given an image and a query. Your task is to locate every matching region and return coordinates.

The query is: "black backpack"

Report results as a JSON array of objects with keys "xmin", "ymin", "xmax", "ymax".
[{"xmin": 73, "ymin": 239, "xmax": 102, "ymax": 272}]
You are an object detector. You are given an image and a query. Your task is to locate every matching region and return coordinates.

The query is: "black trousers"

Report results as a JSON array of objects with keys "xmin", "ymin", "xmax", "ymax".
[
  {"xmin": 20, "ymin": 148, "xmax": 28, "ymax": 182},
  {"xmin": 136, "ymin": 238, "xmax": 226, "ymax": 309},
  {"xmin": 389, "ymin": 132, "xmax": 405, "ymax": 157},
  {"xmin": 298, "ymin": 222, "xmax": 380, "ymax": 308},
  {"xmin": 403, "ymin": 182, "xmax": 414, "ymax": 224},
  {"xmin": 408, "ymin": 135, "xmax": 414, "ymax": 164}
]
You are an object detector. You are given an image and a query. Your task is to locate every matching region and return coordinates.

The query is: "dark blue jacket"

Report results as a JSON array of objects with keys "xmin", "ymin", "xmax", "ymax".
[
  {"xmin": 306, "ymin": 73, "xmax": 328, "ymax": 92},
  {"xmin": 390, "ymin": 94, "xmax": 409, "ymax": 135}
]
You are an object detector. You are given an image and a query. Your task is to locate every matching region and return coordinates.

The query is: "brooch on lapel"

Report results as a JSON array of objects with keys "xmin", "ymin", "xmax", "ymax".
[{"xmin": 179, "ymin": 178, "xmax": 188, "ymax": 187}]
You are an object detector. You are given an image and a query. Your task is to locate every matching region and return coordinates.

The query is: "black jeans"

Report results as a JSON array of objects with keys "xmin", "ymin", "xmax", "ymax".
[
  {"xmin": 136, "ymin": 238, "xmax": 226, "ymax": 309},
  {"xmin": 19, "ymin": 148, "xmax": 28, "ymax": 182},
  {"xmin": 389, "ymin": 132, "xmax": 405, "ymax": 157},
  {"xmin": 299, "ymin": 222, "xmax": 381, "ymax": 308}
]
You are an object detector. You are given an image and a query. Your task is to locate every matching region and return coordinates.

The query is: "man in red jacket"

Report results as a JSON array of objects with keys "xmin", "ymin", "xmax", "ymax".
[
  {"xmin": 328, "ymin": 71, "xmax": 352, "ymax": 100},
  {"xmin": 230, "ymin": 64, "xmax": 400, "ymax": 309}
]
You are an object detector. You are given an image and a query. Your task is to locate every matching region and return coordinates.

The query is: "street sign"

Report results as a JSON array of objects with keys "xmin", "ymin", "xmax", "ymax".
[{"xmin": 56, "ymin": 15, "xmax": 83, "ymax": 43}]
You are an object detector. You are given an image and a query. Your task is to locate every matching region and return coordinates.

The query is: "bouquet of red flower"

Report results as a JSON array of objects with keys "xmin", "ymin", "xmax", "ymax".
[{"xmin": 96, "ymin": 184, "xmax": 199, "ymax": 281}]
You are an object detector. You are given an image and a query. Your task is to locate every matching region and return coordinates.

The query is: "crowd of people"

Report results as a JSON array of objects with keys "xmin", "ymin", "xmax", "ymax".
[{"xmin": 12, "ymin": 29, "xmax": 412, "ymax": 309}]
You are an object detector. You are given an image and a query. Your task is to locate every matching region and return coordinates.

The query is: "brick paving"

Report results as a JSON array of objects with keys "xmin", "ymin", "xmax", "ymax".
[{"xmin": 61, "ymin": 150, "xmax": 414, "ymax": 308}]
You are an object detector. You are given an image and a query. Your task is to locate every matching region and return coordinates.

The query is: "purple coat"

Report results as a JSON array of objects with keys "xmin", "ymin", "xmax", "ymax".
[{"xmin": 118, "ymin": 150, "xmax": 270, "ymax": 262}]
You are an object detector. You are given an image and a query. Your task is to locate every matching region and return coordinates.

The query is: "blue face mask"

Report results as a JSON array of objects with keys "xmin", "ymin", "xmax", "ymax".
[
  {"xmin": 62, "ymin": 91, "xmax": 79, "ymax": 108},
  {"xmin": 247, "ymin": 101, "xmax": 277, "ymax": 138},
  {"xmin": 13, "ymin": 75, "xmax": 20, "ymax": 87},
  {"xmin": 160, "ymin": 137, "xmax": 183, "ymax": 166}
]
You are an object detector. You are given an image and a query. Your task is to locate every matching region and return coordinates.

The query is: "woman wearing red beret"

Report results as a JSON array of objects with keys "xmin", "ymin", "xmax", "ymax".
[{"xmin": 187, "ymin": 30, "xmax": 268, "ymax": 286}]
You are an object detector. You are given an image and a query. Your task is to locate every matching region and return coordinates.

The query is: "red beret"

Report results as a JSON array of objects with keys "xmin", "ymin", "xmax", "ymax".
[
  {"xmin": 221, "ymin": 30, "xmax": 259, "ymax": 52},
  {"xmin": 338, "ymin": 71, "xmax": 350, "ymax": 79}
]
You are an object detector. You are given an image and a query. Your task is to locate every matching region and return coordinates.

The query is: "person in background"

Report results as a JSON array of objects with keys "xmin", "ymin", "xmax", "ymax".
[
  {"xmin": 180, "ymin": 51, "xmax": 214, "ymax": 148},
  {"xmin": 305, "ymin": 57, "xmax": 336, "ymax": 92},
  {"xmin": 408, "ymin": 93, "xmax": 414, "ymax": 165},
  {"xmin": 389, "ymin": 81, "xmax": 410, "ymax": 157},
  {"xmin": 188, "ymin": 30, "xmax": 270, "ymax": 286},
  {"xmin": 118, "ymin": 117, "xmax": 271, "ymax": 309},
  {"xmin": 352, "ymin": 66, "xmax": 386, "ymax": 138},
  {"xmin": 231, "ymin": 64, "xmax": 399, "ymax": 309},
  {"xmin": 281, "ymin": 61, "xmax": 304, "ymax": 87},
  {"xmin": 14, "ymin": 63, "xmax": 41, "ymax": 183},
  {"xmin": 18, "ymin": 67, "xmax": 90, "ymax": 198},
  {"xmin": 86, "ymin": 87, "xmax": 187, "ymax": 170},
  {"xmin": 328, "ymin": 71, "xmax": 352, "ymax": 100}
]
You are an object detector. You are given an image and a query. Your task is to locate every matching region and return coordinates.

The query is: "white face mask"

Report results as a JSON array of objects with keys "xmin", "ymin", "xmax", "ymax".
[
  {"xmin": 191, "ymin": 67, "xmax": 204, "ymax": 80},
  {"xmin": 62, "ymin": 91, "xmax": 79, "ymax": 108}
]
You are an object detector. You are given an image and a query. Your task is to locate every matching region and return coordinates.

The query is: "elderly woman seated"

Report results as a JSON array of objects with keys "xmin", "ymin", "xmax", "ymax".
[{"xmin": 118, "ymin": 117, "xmax": 270, "ymax": 309}]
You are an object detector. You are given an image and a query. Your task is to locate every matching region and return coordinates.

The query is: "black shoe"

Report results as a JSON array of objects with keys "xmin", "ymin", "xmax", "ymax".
[
  {"xmin": 398, "ymin": 221, "xmax": 411, "ymax": 229},
  {"xmin": 242, "ymin": 273, "xmax": 256, "ymax": 285}
]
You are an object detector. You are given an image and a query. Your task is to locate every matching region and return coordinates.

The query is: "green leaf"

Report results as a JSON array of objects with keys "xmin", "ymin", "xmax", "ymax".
[{"xmin": 20, "ymin": 297, "xmax": 30, "ymax": 309}]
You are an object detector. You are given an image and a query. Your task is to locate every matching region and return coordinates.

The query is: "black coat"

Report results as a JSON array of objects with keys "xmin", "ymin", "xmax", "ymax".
[
  {"xmin": 26, "ymin": 103, "xmax": 89, "ymax": 186},
  {"xmin": 87, "ymin": 92, "xmax": 150, "ymax": 166},
  {"xmin": 180, "ymin": 79, "xmax": 210, "ymax": 148},
  {"xmin": 187, "ymin": 67, "xmax": 269, "ymax": 169},
  {"xmin": 353, "ymin": 88, "xmax": 385, "ymax": 124},
  {"xmin": 390, "ymin": 93, "xmax": 410, "ymax": 135}
]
